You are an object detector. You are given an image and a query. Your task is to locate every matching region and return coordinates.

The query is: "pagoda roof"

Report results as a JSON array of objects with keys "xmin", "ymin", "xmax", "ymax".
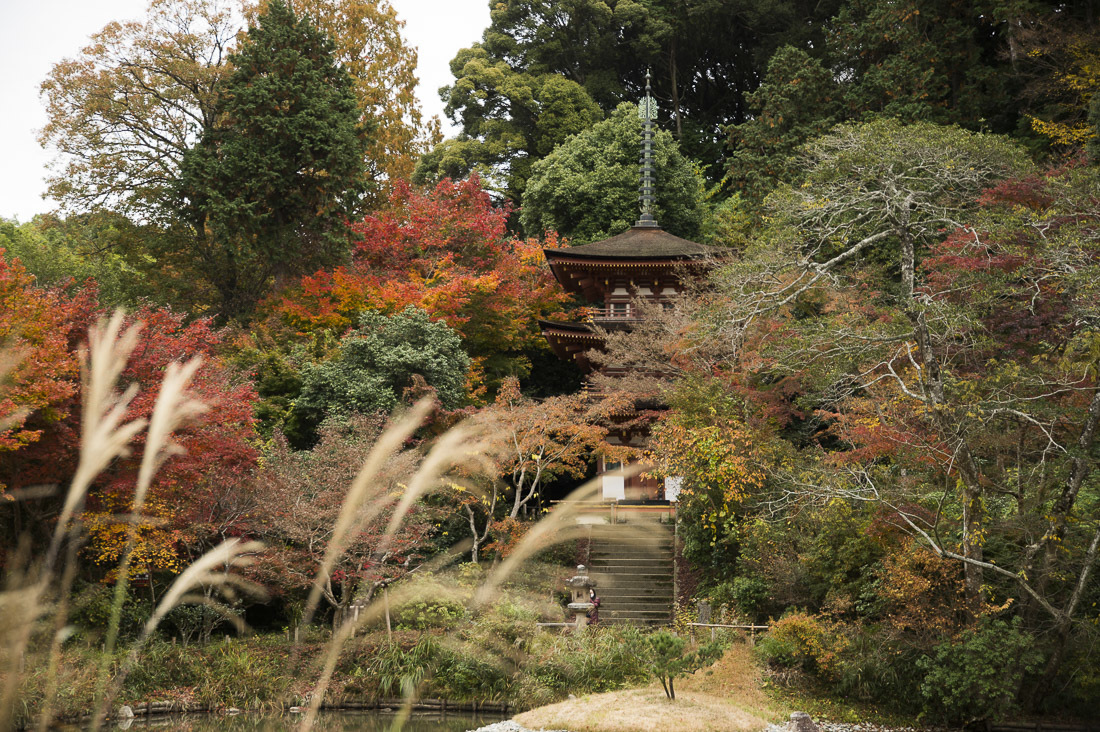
[
  {"xmin": 544, "ymin": 226, "xmax": 723, "ymax": 262},
  {"xmin": 538, "ymin": 319, "xmax": 602, "ymax": 370}
]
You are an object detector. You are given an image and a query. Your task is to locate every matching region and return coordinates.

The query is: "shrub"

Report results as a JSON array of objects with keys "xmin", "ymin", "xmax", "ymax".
[
  {"xmin": 917, "ymin": 618, "xmax": 1042, "ymax": 725},
  {"xmin": 707, "ymin": 577, "xmax": 770, "ymax": 621},
  {"xmin": 393, "ymin": 597, "xmax": 467, "ymax": 630},
  {"xmin": 756, "ymin": 611, "xmax": 832, "ymax": 673}
]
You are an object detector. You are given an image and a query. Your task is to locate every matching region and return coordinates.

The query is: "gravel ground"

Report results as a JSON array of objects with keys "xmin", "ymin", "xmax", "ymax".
[
  {"xmin": 473, "ymin": 719, "xmax": 924, "ymax": 732},
  {"xmin": 764, "ymin": 723, "xmax": 922, "ymax": 732},
  {"xmin": 468, "ymin": 722, "xmax": 568, "ymax": 732}
]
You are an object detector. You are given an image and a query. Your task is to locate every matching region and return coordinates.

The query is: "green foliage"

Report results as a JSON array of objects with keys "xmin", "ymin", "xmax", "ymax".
[
  {"xmin": 519, "ymin": 625, "xmax": 650, "ymax": 707},
  {"xmin": 756, "ymin": 612, "xmax": 830, "ymax": 674},
  {"xmin": 176, "ymin": 0, "xmax": 368, "ymax": 316},
  {"xmin": 0, "ymin": 216, "xmax": 153, "ymax": 308},
  {"xmin": 705, "ymin": 577, "xmax": 770, "ymax": 622},
  {"xmin": 698, "ymin": 192, "xmax": 755, "ymax": 249},
  {"xmin": 393, "ymin": 597, "xmax": 468, "ymax": 630},
  {"xmin": 1089, "ymin": 92, "xmax": 1100, "ymax": 162},
  {"xmin": 829, "ymin": 0, "xmax": 1015, "ymax": 130},
  {"xmin": 520, "ymin": 103, "xmax": 707, "ymax": 242},
  {"xmin": 726, "ymin": 46, "xmax": 841, "ymax": 207},
  {"xmin": 293, "ymin": 307, "xmax": 470, "ymax": 439},
  {"xmin": 69, "ymin": 583, "xmax": 152, "ymax": 644},
  {"xmin": 433, "ymin": 0, "xmax": 843, "ymax": 192},
  {"xmin": 125, "ymin": 638, "xmax": 292, "ymax": 710},
  {"xmin": 918, "ymin": 619, "xmax": 1042, "ymax": 725},
  {"xmin": 645, "ymin": 630, "xmax": 723, "ymax": 700},
  {"xmin": 418, "ymin": 43, "xmax": 603, "ymax": 202}
]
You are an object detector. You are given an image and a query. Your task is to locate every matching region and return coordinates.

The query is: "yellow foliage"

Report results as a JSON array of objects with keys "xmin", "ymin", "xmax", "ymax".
[{"xmin": 83, "ymin": 495, "xmax": 183, "ymax": 579}]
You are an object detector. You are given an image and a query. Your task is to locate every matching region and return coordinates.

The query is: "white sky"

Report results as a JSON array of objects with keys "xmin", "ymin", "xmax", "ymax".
[{"xmin": 0, "ymin": 0, "xmax": 489, "ymax": 222}]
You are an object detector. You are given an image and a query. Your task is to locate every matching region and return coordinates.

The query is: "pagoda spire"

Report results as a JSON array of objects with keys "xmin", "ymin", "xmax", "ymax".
[{"xmin": 636, "ymin": 70, "xmax": 659, "ymax": 228}]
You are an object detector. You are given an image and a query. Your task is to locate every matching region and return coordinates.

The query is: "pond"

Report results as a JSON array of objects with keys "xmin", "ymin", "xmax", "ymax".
[{"xmin": 104, "ymin": 710, "xmax": 509, "ymax": 731}]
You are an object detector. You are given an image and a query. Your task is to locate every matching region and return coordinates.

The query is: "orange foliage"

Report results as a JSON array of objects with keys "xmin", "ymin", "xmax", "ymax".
[{"xmin": 272, "ymin": 176, "xmax": 571, "ymax": 392}]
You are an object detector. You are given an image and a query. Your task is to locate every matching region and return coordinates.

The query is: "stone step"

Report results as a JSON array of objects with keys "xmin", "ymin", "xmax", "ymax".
[
  {"xmin": 590, "ymin": 543, "xmax": 672, "ymax": 549},
  {"xmin": 589, "ymin": 534, "xmax": 673, "ymax": 543},
  {"xmin": 590, "ymin": 561, "xmax": 673, "ymax": 569},
  {"xmin": 601, "ymin": 601, "xmax": 673, "ymax": 612},
  {"xmin": 596, "ymin": 584, "xmax": 673, "ymax": 593},
  {"xmin": 602, "ymin": 611, "xmax": 672, "ymax": 622},
  {"xmin": 591, "ymin": 571, "xmax": 674, "ymax": 580},
  {"xmin": 594, "ymin": 589, "xmax": 673, "ymax": 598},
  {"xmin": 582, "ymin": 525, "xmax": 676, "ymax": 626}
]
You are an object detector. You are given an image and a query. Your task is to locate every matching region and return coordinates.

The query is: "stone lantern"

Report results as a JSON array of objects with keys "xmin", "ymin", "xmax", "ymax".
[{"xmin": 565, "ymin": 565, "xmax": 597, "ymax": 632}]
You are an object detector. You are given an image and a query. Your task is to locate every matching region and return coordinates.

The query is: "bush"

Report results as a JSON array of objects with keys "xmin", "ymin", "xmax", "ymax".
[
  {"xmin": 917, "ymin": 618, "xmax": 1042, "ymax": 725},
  {"xmin": 518, "ymin": 626, "xmax": 650, "ymax": 708},
  {"xmin": 393, "ymin": 597, "xmax": 467, "ymax": 630},
  {"xmin": 70, "ymin": 582, "xmax": 153, "ymax": 643},
  {"xmin": 756, "ymin": 611, "xmax": 835, "ymax": 674},
  {"xmin": 706, "ymin": 577, "xmax": 770, "ymax": 621}
]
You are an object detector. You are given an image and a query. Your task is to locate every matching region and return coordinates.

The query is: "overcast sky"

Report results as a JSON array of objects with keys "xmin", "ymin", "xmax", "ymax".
[{"xmin": 0, "ymin": 0, "xmax": 489, "ymax": 223}]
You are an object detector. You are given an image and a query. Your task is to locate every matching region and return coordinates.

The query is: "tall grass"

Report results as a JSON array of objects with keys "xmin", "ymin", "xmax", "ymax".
[
  {"xmin": 1, "ymin": 313, "xmax": 264, "ymax": 731},
  {"xmin": 1, "ymin": 310, "xmax": 655, "ymax": 731}
]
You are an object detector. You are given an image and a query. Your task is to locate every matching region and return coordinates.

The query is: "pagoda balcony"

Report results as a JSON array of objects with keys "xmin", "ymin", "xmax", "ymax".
[{"xmin": 587, "ymin": 306, "xmax": 648, "ymax": 326}]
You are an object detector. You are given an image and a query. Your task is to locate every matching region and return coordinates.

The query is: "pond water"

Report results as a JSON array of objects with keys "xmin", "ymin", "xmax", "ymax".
[{"xmin": 105, "ymin": 710, "xmax": 508, "ymax": 731}]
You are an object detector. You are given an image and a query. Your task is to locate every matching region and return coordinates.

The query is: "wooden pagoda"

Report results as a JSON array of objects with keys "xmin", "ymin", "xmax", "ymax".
[{"xmin": 537, "ymin": 73, "xmax": 722, "ymax": 503}]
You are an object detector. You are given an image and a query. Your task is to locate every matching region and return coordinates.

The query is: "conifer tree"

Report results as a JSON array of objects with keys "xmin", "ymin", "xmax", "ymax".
[{"xmin": 177, "ymin": 0, "xmax": 369, "ymax": 316}]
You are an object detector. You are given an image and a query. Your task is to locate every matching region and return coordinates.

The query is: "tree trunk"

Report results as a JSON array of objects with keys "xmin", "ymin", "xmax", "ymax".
[
  {"xmin": 668, "ymin": 44, "xmax": 682, "ymax": 139},
  {"xmin": 912, "ymin": 303, "xmax": 986, "ymax": 602},
  {"xmin": 960, "ymin": 480, "xmax": 985, "ymax": 600}
]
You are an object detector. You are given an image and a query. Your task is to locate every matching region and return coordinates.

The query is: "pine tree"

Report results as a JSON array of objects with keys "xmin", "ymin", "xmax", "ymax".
[{"xmin": 177, "ymin": 0, "xmax": 369, "ymax": 317}]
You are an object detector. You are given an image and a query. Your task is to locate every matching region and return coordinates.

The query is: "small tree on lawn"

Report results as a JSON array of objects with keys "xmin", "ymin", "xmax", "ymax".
[{"xmin": 647, "ymin": 630, "xmax": 723, "ymax": 700}]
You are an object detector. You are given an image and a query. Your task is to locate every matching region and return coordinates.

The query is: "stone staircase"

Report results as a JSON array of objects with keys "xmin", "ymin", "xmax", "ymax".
[{"xmin": 585, "ymin": 520, "xmax": 674, "ymax": 626}]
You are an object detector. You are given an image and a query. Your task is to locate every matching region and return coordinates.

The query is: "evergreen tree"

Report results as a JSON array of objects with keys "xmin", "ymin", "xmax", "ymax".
[
  {"xmin": 177, "ymin": 0, "xmax": 369, "ymax": 317},
  {"xmin": 421, "ymin": 0, "xmax": 842, "ymax": 202},
  {"xmin": 520, "ymin": 103, "xmax": 706, "ymax": 242}
]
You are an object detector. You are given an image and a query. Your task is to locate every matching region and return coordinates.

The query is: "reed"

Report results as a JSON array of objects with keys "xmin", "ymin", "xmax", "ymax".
[
  {"xmin": 2, "ymin": 309, "xmax": 658, "ymax": 732},
  {"xmin": 1, "ymin": 313, "xmax": 265, "ymax": 731}
]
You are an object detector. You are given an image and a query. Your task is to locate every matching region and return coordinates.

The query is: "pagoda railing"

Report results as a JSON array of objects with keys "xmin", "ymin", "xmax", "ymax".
[{"xmin": 587, "ymin": 306, "xmax": 645, "ymax": 325}]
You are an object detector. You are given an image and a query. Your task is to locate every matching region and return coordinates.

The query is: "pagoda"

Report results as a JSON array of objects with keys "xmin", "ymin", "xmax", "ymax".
[{"xmin": 538, "ymin": 72, "xmax": 722, "ymax": 503}]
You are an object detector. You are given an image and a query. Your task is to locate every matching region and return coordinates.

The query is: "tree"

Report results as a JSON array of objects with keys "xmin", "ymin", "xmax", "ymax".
[
  {"xmin": 40, "ymin": 0, "xmax": 433, "ymax": 317},
  {"xmin": 428, "ymin": 0, "xmax": 844, "ymax": 194},
  {"xmin": 0, "ymin": 252, "xmax": 81, "ymax": 466},
  {"xmin": 724, "ymin": 46, "xmax": 841, "ymax": 208},
  {"xmin": 1016, "ymin": 21, "xmax": 1100, "ymax": 152},
  {"xmin": 646, "ymin": 630, "xmax": 723, "ymax": 700},
  {"xmin": 176, "ymin": 0, "xmax": 368, "ymax": 316},
  {"xmin": 646, "ymin": 412, "xmax": 765, "ymax": 570},
  {"xmin": 638, "ymin": 0, "xmax": 842, "ymax": 178},
  {"xmin": 1, "ymin": 298, "xmax": 259, "ymax": 578},
  {"xmin": 458, "ymin": 378, "xmax": 631, "ymax": 562},
  {"xmin": 292, "ymin": 307, "xmax": 470, "ymax": 442},
  {"xmin": 416, "ymin": 44, "xmax": 603, "ymax": 203},
  {"xmin": 0, "ymin": 216, "xmax": 155, "ymax": 308},
  {"xmin": 761, "ymin": 119, "xmax": 1030, "ymax": 305},
  {"xmin": 520, "ymin": 103, "xmax": 707, "ymax": 242},
  {"xmin": 248, "ymin": 415, "xmax": 434, "ymax": 611},
  {"xmin": 246, "ymin": 0, "xmax": 440, "ymax": 200},
  {"xmin": 695, "ymin": 131, "xmax": 1100, "ymax": 703},
  {"xmin": 39, "ymin": 0, "xmax": 237, "ymax": 220},
  {"xmin": 828, "ymin": 0, "xmax": 1016, "ymax": 130},
  {"xmin": 274, "ymin": 176, "xmax": 572, "ymax": 393},
  {"xmin": 490, "ymin": 377, "xmax": 618, "ymax": 519}
]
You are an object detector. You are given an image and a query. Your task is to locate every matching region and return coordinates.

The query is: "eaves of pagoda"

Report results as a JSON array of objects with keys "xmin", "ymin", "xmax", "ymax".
[{"xmin": 543, "ymin": 226, "xmax": 725, "ymax": 303}]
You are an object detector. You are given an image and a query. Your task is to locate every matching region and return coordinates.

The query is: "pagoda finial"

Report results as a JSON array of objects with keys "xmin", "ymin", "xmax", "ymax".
[{"xmin": 636, "ymin": 69, "xmax": 659, "ymax": 228}]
